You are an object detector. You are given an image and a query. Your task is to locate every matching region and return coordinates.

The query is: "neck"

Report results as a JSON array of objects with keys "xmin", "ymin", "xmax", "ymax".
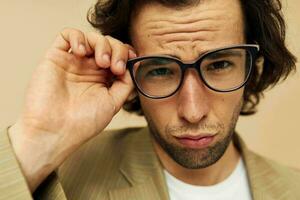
[{"xmin": 154, "ymin": 140, "xmax": 240, "ymax": 186}]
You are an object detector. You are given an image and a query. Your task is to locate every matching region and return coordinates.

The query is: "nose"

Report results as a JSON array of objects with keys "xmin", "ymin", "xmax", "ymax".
[{"xmin": 177, "ymin": 69, "xmax": 210, "ymax": 124}]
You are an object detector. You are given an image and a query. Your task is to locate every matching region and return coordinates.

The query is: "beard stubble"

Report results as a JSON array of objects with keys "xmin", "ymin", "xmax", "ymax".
[{"xmin": 146, "ymin": 100, "xmax": 242, "ymax": 169}]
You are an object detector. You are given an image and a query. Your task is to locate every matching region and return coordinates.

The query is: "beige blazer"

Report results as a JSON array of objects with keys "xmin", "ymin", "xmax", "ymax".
[{"xmin": 1, "ymin": 127, "xmax": 300, "ymax": 200}]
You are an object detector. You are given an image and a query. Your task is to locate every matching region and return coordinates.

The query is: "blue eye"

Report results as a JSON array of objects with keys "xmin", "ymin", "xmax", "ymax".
[{"xmin": 147, "ymin": 68, "xmax": 173, "ymax": 77}]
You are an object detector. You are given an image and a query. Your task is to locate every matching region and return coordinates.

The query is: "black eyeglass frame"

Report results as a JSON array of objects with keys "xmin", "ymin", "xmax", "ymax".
[{"xmin": 127, "ymin": 44, "xmax": 260, "ymax": 99}]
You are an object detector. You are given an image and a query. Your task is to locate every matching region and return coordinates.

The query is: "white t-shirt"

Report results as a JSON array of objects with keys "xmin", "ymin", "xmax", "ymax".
[{"xmin": 164, "ymin": 159, "xmax": 252, "ymax": 200}]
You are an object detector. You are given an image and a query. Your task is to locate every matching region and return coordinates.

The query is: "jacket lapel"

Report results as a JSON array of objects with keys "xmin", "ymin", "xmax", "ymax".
[
  {"xmin": 109, "ymin": 127, "xmax": 169, "ymax": 200},
  {"xmin": 109, "ymin": 129, "xmax": 295, "ymax": 200},
  {"xmin": 234, "ymin": 134, "xmax": 294, "ymax": 200}
]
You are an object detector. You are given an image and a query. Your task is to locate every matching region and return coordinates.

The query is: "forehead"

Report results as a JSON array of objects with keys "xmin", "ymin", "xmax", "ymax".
[{"xmin": 130, "ymin": 0, "xmax": 245, "ymax": 61}]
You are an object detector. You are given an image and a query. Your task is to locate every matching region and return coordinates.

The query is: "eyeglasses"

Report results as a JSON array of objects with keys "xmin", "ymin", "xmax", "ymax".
[{"xmin": 127, "ymin": 44, "xmax": 260, "ymax": 99}]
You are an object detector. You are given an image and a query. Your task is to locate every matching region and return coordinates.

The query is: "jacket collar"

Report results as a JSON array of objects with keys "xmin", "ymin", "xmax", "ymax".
[
  {"xmin": 109, "ymin": 127, "xmax": 169, "ymax": 200},
  {"xmin": 234, "ymin": 134, "xmax": 293, "ymax": 200},
  {"xmin": 110, "ymin": 127, "xmax": 293, "ymax": 200}
]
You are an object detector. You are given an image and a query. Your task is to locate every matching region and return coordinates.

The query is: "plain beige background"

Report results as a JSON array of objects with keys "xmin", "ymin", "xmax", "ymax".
[{"xmin": 0, "ymin": 0, "xmax": 299, "ymax": 169}]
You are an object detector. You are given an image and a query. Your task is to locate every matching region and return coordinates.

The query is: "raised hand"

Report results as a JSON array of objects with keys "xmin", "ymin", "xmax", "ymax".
[{"xmin": 8, "ymin": 28, "xmax": 137, "ymax": 192}]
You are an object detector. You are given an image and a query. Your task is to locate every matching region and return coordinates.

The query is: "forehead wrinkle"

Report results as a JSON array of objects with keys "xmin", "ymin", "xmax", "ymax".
[
  {"xmin": 150, "ymin": 31, "xmax": 217, "ymax": 47},
  {"xmin": 144, "ymin": 20, "xmax": 220, "ymax": 49},
  {"xmin": 145, "ymin": 7, "xmax": 229, "ymax": 26},
  {"xmin": 155, "ymin": 40, "xmax": 212, "ymax": 61},
  {"xmin": 132, "ymin": 0, "xmax": 245, "ymax": 60},
  {"xmin": 142, "ymin": 8, "xmax": 241, "ymax": 46},
  {"xmin": 144, "ymin": 20, "xmax": 222, "ymax": 51},
  {"xmin": 144, "ymin": 10, "xmax": 225, "ymax": 33},
  {"xmin": 147, "ymin": 20, "xmax": 220, "ymax": 36}
]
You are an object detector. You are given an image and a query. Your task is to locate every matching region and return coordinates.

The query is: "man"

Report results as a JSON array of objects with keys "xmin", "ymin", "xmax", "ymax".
[{"xmin": 0, "ymin": 0, "xmax": 299, "ymax": 199}]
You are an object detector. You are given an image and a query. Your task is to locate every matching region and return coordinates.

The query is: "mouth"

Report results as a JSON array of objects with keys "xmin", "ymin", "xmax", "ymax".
[{"xmin": 174, "ymin": 134, "xmax": 216, "ymax": 149}]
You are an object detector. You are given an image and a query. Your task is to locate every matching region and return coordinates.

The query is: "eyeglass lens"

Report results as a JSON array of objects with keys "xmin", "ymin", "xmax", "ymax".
[{"xmin": 132, "ymin": 48, "xmax": 252, "ymax": 98}]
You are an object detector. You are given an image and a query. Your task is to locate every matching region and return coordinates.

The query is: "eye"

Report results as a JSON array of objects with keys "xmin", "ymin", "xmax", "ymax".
[
  {"xmin": 147, "ymin": 67, "xmax": 173, "ymax": 77},
  {"xmin": 207, "ymin": 61, "xmax": 232, "ymax": 71}
]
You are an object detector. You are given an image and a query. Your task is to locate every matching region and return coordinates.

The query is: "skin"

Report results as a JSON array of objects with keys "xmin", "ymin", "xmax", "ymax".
[
  {"xmin": 9, "ymin": 0, "xmax": 246, "ymax": 193},
  {"xmin": 130, "ymin": 0, "xmax": 245, "ymax": 185},
  {"xmin": 8, "ymin": 31, "xmax": 137, "ymax": 191}
]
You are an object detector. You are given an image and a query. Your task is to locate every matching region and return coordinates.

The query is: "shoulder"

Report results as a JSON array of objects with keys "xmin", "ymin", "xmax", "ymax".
[
  {"xmin": 99, "ymin": 126, "xmax": 146, "ymax": 145},
  {"xmin": 236, "ymin": 134, "xmax": 300, "ymax": 185},
  {"xmin": 57, "ymin": 127, "xmax": 147, "ymax": 198},
  {"xmin": 246, "ymin": 149, "xmax": 300, "ymax": 197},
  {"xmin": 73, "ymin": 126, "xmax": 146, "ymax": 157},
  {"xmin": 236, "ymin": 134, "xmax": 300, "ymax": 198},
  {"xmin": 61, "ymin": 126, "xmax": 146, "ymax": 168},
  {"xmin": 250, "ymin": 150, "xmax": 300, "ymax": 179}
]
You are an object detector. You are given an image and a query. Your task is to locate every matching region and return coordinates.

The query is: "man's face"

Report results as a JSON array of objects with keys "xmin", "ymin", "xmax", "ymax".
[{"xmin": 130, "ymin": 0, "xmax": 245, "ymax": 169}]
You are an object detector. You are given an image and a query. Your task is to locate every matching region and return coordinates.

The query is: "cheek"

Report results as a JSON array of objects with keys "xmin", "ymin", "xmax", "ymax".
[
  {"xmin": 139, "ymin": 88, "xmax": 244, "ymax": 133},
  {"xmin": 139, "ymin": 95, "xmax": 177, "ymax": 129},
  {"xmin": 212, "ymin": 89, "xmax": 244, "ymax": 125}
]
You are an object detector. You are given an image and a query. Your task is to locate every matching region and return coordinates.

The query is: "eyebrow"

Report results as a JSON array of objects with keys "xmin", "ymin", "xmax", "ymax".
[
  {"xmin": 165, "ymin": 49, "xmax": 243, "ymax": 61},
  {"xmin": 202, "ymin": 50, "xmax": 243, "ymax": 60},
  {"xmin": 142, "ymin": 58, "xmax": 173, "ymax": 66}
]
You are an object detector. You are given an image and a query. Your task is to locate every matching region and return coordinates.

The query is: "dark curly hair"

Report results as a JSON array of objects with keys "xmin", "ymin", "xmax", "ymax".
[{"xmin": 87, "ymin": 0, "xmax": 297, "ymax": 116}]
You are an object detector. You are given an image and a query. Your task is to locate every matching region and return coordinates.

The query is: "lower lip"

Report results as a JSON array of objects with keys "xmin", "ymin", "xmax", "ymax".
[{"xmin": 176, "ymin": 136, "xmax": 215, "ymax": 149}]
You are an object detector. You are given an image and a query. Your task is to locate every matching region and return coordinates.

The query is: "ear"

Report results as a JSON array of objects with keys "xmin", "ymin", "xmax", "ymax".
[{"xmin": 255, "ymin": 56, "xmax": 264, "ymax": 78}]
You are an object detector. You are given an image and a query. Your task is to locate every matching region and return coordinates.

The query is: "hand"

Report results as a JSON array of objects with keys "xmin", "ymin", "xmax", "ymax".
[{"xmin": 8, "ymin": 28, "xmax": 137, "ymax": 192}]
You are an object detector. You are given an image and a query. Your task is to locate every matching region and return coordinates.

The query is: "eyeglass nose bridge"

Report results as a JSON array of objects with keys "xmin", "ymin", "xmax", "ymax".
[{"xmin": 178, "ymin": 59, "xmax": 205, "ymax": 83}]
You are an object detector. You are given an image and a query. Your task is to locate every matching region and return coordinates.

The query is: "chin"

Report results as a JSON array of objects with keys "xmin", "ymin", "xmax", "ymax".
[{"xmin": 152, "ymin": 128, "xmax": 234, "ymax": 169}]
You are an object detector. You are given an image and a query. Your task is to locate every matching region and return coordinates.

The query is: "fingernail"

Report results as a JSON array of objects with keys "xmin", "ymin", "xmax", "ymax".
[
  {"xmin": 78, "ymin": 44, "xmax": 86, "ymax": 54},
  {"xmin": 129, "ymin": 49, "xmax": 137, "ymax": 58},
  {"xmin": 102, "ymin": 54, "xmax": 110, "ymax": 64},
  {"xmin": 116, "ymin": 60, "xmax": 126, "ymax": 72}
]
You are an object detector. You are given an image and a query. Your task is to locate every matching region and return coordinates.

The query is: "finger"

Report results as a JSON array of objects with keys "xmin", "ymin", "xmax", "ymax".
[
  {"xmin": 68, "ymin": 29, "xmax": 87, "ymax": 57},
  {"xmin": 52, "ymin": 28, "xmax": 87, "ymax": 57},
  {"xmin": 106, "ymin": 36, "xmax": 129, "ymax": 76},
  {"xmin": 75, "ymin": 57, "xmax": 106, "ymax": 75},
  {"xmin": 86, "ymin": 32, "xmax": 112, "ymax": 69},
  {"xmin": 125, "ymin": 44, "xmax": 137, "ymax": 59},
  {"xmin": 45, "ymin": 49, "xmax": 104, "ymax": 75},
  {"xmin": 52, "ymin": 32, "xmax": 70, "ymax": 51},
  {"xmin": 108, "ymin": 70, "xmax": 135, "ymax": 113},
  {"xmin": 83, "ymin": 57, "xmax": 100, "ymax": 70},
  {"xmin": 82, "ymin": 34, "xmax": 94, "ymax": 56}
]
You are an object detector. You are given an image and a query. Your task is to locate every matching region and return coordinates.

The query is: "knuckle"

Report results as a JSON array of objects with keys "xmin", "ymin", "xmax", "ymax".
[
  {"xmin": 70, "ymin": 29, "xmax": 85, "ymax": 39},
  {"xmin": 97, "ymin": 36, "xmax": 111, "ymax": 52},
  {"xmin": 87, "ymin": 31, "xmax": 99, "ymax": 39},
  {"xmin": 59, "ymin": 28, "xmax": 86, "ymax": 42},
  {"xmin": 104, "ymin": 35, "xmax": 114, "ymax": 40},
  {"xmin": 96, "ymin": 34, "xmax": 106, "ymax": 43},
  {"xmin": 74, "ymin": 31, "xmax": 85, "ymax": 40},
  {"xmin": 105, "ymin": 35, "xmax": 123, "ymax": 45},
  {"xmin": 124, "ymin": 44, "xmax": 135, "ymax": 53},
  {"xmin": 124, "ymin": 44, "xmax": 133, "ymax": 50},
  {"xmin": 87, "ymin": 32, "xmax": 108, "ymax": 49},
  {"xmin": 60, "ymin": 27, "xmax": 72, "ymax": 34},
  {"xmin": 107, "ymin": 39, "xmax": 128, "ymax": 55},
  {"xmin": 60, "ymin": 27, "xmax": 78, "ymax": 35}
]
